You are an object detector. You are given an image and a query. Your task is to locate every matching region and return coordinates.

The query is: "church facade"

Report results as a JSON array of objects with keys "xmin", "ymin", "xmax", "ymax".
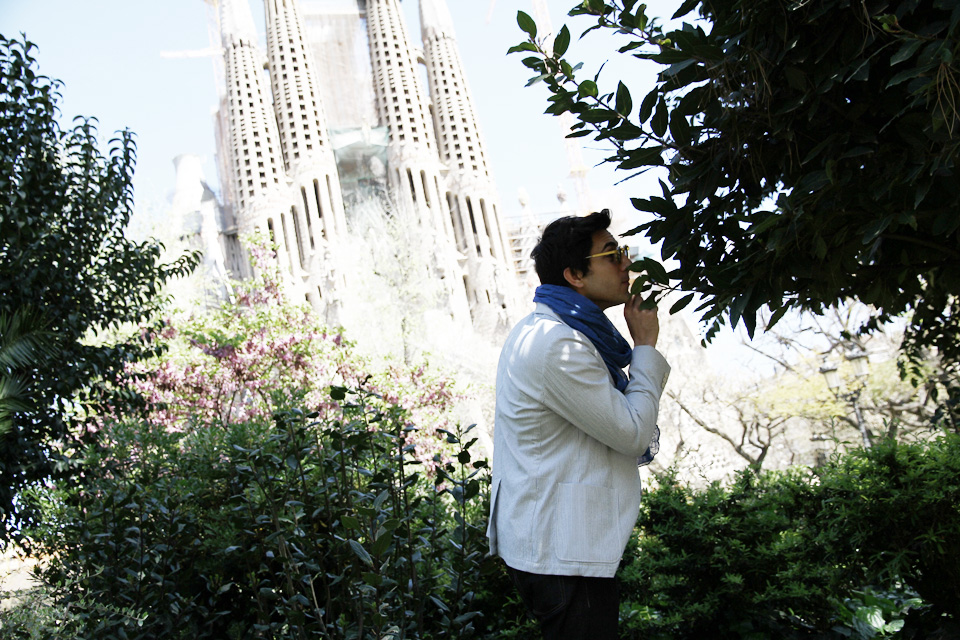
[{"xmin": 203, "ymin": 0, "xmax": 522, "ymax": 337}]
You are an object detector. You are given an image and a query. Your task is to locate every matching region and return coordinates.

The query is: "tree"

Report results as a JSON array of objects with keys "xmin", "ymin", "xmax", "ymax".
[
  {"xmin": 0, "ymin": 35, "xmax": 197, "ymax": 544},
  {"xmin": 511, "ymin": 0, "xmax": 960, "ymax": 373}
]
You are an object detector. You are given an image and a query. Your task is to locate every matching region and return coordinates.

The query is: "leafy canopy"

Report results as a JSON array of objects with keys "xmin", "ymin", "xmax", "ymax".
[
  {"xmin": 0, "ymin": 35, "xmax": 197, "ymax": 544},
  {"xmin": 511, "ymin": 0, "xmax": 960, "ymax": 368}
]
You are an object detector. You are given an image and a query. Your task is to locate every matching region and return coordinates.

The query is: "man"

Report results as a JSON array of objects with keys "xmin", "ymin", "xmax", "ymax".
[{"xmin": 487, "ymin": 210, "xmax": 670, "ymax": 639}]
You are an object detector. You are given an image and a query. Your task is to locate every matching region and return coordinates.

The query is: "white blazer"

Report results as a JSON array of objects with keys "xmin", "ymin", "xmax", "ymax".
[{"xmin": 487, "ymin": 303, "xmax": 670, "ymax": 578}]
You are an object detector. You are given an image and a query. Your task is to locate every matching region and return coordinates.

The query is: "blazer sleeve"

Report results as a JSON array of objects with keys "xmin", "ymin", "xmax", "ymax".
[{"xmin": 538, "ymin": 327, "xmax": 670, "ymax": 458}]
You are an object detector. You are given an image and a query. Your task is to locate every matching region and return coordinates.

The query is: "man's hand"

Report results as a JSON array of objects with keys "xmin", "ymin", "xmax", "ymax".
[{"xmin": 624, "ymin": 294, "xmax": 659, "ymax": 347}]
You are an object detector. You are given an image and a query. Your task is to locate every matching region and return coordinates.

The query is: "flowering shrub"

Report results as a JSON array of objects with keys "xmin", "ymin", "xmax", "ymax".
[
  {"xmin": 126, "ymin": 238, "xmax": 461, "ymax": 470},
  {"xmin": 30, "ymin": 392, "xmax": 498, "ymax": 638}
]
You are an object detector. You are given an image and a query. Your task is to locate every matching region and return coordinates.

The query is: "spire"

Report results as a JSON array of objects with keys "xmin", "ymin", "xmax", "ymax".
[
  {"xmin": 218, "ymin": 0, "xmax": 302, "ymax": 295},
  {"xmin": 218, "ymin": 0, "xmax": 287, "ymax": 222},
  {"xmin": 419, "ymin": 0, "xmax": 491, "ymax": 180},
  {"xmin": 366, "ymin": 0, "xmax": 470, "ymax": 325},
  {"xmin": 263, "ymin": 0, "xmax": 348, "ymax": 246},
  {"xmin": 420, "ymin": 0, "xmax": 521, "ymax": 333},
  {"xmin": 419, "ymin": 0, "xmax": 457, "ymax": 40},
  {"xmin": 263, "ymin": 0, "xmax": 334, "ymax": 173},
  {"xmin": 219, "ymin": 0, "xmax": 259, "ymax": 47},
  {"xmin": 366, "ymin": 0, "xmax": 437, "ymax": 160}
]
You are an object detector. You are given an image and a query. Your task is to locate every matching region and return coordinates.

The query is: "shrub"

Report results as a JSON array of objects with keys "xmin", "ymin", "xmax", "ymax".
[
  {"xmin": 618, "ymin": 434, "xmax": 960, "ymax": 639},
  {"xmin": 619, "ymin": 466, "xmax": 837, "ymax": 639},
  {"xmin": 30, "ymin": 388, "xmax": 494, "ymax": 639},
  {"xmin": 816, "ymin": 435, "xmax": 960, "ymax": 632}
]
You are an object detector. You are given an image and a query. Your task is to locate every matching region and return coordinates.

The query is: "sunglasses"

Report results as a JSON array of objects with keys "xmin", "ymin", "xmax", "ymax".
[{"xmin": 586, "ymin": 246, "xmax": 629, "ymax": 263}]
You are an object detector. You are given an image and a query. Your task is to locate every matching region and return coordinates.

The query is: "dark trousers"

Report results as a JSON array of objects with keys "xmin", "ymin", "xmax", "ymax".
[{"xmin": 507, "ymin": 566, "xmax": 620, "ymax": 640}]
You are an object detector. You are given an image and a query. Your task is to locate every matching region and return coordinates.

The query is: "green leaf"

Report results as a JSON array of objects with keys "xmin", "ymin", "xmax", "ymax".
[
  {"xmin": 371, "ymin": 531, "xmax": 392, "ymax": 556},
  {"xmin": 617, "ymin": 145, "xmax": 664, "ymax": 169},
  {"xmin": 932, "ymin": 210, "xmax": 960, "ymax": 236},
  {"xmin": 765, "ymin": 305, "xmax": 789, "ymax": 331},
  {"xmin": 886, "ymin": 66, "xmax": 921, "ymax": 89},
  {"xmin": 669, "ymin": 112, "xmax": 691, "ymax": 146},
  {"xmin": 361, "ymin": 571, "xmax": 383, "ymax": 587},
  {"xmin": 639, "ymin": 295, "xmax": 659, "ymax": 310},
  {"xmin": 748, "ymin": 212, "xmax": 782, "ymax": 235},
  {"xmin": 890, "ymin": 39, "xmax": 923, "ymax": 65},
  {"xmin": 669, "ymin": 292, "xmax": 695, "ymax": 314},
  {"xmin": 641, "ymin": 257, "xmax": 669, "ymax": 284},
  {"xmin": 507, "ymin": 42, "xmax": 539, "ymax": 55},
  {"xmin": 729, "ymin": 292, "xmax": 748, "ymax": 329},
  {"xmin": 630, "ymin": 276, "xmax": 651, "ymax": 295},
  {"xmin": 581, "ymin": 108, "xmax": 615, "ymax": 124},
  {"xmin": 615, "ymin": 81, "xmax": 633, "ymax": 116},
  {"xmin": 672, "ymin": 0, "xmax": 701, "ymax": 19},
  {"xmin": 578, "ymin": 80, "xmax": 599, "ymax": 98},
  {"xmin": 517, "ymin": 11, "xmax": 537, "ymax": 38},
  {"xmin": 348, "ymin": 539, "xmax": 374, "ymax": 567},
  {"xmin": 861, "ymin": 216, "xmax": 892, "ymax": 244},
  {"xmin": 554, "ymin": 25, "xmax": 571, "ymax": 57},
  {"xmin": 651, "ymin": 98, "xmax": 668, "ymax": 137},
  {"xmin": 639, "ymin": 89, "xmax": 659, "ymax": 123}
]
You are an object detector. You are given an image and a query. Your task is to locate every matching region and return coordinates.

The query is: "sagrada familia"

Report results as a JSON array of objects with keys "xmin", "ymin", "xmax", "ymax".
[{"xmin": 177, "ymin": 0, "xmax": 527, "ymax": 343}]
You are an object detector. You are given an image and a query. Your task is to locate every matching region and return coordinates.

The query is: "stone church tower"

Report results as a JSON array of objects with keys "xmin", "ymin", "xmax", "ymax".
[
  {"xmin": 205, "ymin": 0, "xmax": 520, "ymax": 336},
  {"xmin": 420, "ymin": 0, "xmax": 520, "ymax": 333}
]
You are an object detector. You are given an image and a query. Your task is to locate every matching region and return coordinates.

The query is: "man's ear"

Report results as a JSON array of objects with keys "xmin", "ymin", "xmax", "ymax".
[{"xmin": 563, "ymin": 267, "xmax": 585, "ymax": 290}]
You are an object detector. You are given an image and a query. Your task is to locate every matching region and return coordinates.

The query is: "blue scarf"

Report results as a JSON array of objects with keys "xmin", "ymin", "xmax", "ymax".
[
  {"xmin": 533, "ymin": 284, "xmax": 658, "ymax": 466},
  {"xmin": 533, "ymin": 284, "xmax": 632, "ymax": 391}
]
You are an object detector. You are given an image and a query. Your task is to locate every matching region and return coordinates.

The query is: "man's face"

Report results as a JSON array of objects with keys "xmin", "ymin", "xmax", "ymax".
[{"xmin": 566, "ymin": 230, "xmax": 631, "ymax": 310}]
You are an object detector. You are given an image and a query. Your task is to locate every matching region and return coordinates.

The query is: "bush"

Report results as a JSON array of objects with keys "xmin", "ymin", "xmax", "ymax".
[
  {"xmin": 619, "ymin": 466, "xmax": 837, "ymax": 639},
  {"xmin": 619, "ymin": 434, "xmax": 960, "ymax": 639},
  {"xmin": 816, "ymin": 435, "xmax": 960, "ymax": 631},
  {"xmin": 30, "ymin": 390, "xmax": 495, "ymax": 639}
]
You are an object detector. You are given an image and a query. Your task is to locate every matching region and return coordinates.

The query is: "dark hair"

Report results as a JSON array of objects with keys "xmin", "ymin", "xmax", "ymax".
[{"xmin": 531, "ymin": 209, "xmax": 612, "ymax": 287}]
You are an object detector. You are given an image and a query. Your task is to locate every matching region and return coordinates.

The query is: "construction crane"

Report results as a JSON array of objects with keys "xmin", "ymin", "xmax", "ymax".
[{"xmin": 159, "ymin": 0, "xmax": 224, "ymax": 94}]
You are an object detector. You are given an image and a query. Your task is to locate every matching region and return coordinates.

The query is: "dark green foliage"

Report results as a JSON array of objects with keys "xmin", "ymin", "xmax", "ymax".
[
  {"xmin": 618, "ymin": 434, "xmax": 960, "ymax": 638},
  {"xmin": 0, "ymin": 34, "xmax": 198, "ymax": 543},
  {"xmin": 620, "ymin": 467, "xmax": 837, "ymax": 638},
  {"xmin": 816, "ymin": 434, "xmax": 960, "ymax": 623},
  {"xmin": 0, "ymin": 307, "xmax": 60, "ymax": 436},
  {"xmin": 31, "ymin": 385, "xmax": 502, "ymax": 639},
  {"xmin": 512, "ymin": 1, "xmax": 960, "ymax": 369}
]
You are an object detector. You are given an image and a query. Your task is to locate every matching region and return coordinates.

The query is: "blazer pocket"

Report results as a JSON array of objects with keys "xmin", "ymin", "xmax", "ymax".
[{"xmin": 555, "ymin": 483, "xmax": 621, "ymax": 564}]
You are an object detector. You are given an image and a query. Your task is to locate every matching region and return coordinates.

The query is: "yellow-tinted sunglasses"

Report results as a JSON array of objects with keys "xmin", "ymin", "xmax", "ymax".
[{"xmin": 586, "ymin": 246, "xmax": 629, "ymax": 263}]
